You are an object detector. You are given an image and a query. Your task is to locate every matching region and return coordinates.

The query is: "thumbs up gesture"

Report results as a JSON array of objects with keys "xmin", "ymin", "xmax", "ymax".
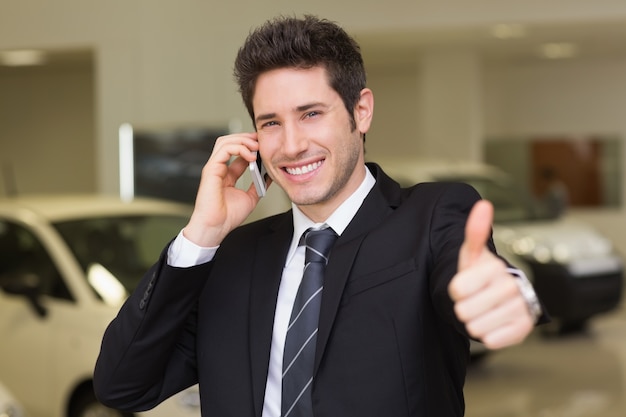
[{"xmin": 448, "ymin": 200, "xmax": 535, "ymax": 350}]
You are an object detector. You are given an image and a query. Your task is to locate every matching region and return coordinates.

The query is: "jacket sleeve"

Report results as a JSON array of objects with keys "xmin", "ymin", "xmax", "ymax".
[
  {"xmin": 93, "ymin": 246, "xmax": 212, "ymax": 412},
  {"xmin": 425, "ymin": 182, "xmax": 496, "ymax": 335},
  {"xmin": 425, "ymin": 182, "xmax": 548, "ymax": 333}
]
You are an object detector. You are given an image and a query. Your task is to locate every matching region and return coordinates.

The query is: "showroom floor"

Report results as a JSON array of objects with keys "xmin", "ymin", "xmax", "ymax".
[{"xmin": 464, "ymin": 302, "xmax": 626, "ymax": 417}]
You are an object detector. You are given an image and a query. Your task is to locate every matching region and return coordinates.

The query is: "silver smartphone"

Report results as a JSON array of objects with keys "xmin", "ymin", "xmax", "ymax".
[{"xmin": 249, "ymin": 151, "xmax": 268, "ymax": 197}]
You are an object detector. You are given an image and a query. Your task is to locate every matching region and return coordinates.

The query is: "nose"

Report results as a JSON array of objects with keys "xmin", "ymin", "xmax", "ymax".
[{"xmin": 280, "ymin": 123, "xmax": 308, "ymax": 157}]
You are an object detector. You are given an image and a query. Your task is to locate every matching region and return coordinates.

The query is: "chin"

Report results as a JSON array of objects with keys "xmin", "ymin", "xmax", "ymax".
[{"xmin": 288, "ymin": 190, "xmax": 325, "ymax": 207}]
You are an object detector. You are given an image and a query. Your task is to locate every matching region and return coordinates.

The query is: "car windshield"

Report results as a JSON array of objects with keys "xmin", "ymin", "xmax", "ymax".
[
  {"xmin": 54, "ymin": 214, "xmax": 188, "ymax": 304},
  {"xmin": 438, "ymin": 175, "xmax": 549, "ymax": 223}
]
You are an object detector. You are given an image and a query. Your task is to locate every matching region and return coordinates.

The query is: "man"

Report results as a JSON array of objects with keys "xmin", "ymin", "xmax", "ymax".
[{"xmin": 94, "ymin": 15, "xmax": 544, "ymax": 417}]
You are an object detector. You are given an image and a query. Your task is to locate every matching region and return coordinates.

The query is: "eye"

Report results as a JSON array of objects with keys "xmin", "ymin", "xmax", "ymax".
[
  {"xmin": 260, "ymin": 120, "xmax": 279, "ymax": 129},
  {"xmin": 304, "ymin": 111, "xmax": 320, "ymax": 119}
]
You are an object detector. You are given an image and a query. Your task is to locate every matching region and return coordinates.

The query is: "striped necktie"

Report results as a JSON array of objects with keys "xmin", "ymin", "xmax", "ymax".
[{"xmin": 281, "ymin": 227, "xmax": 338, "ymax": 417}]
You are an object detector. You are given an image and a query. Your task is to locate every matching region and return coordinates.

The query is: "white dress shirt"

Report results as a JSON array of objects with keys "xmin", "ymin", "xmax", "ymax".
[{"xmin": 167, "ymin": 167, "xmax": 376, "ymax": 417}]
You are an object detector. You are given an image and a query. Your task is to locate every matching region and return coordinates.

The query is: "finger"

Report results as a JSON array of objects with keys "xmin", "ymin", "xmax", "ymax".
[
  {"xmin": 211, "ymin": 133, "xmax": 259, "ymax": 164},
  {"xmin": 203, "ymin": 139, "xmax": 259, "ymax": 185},
  {"xmin": 457, "ymin": 278, "xmax": 522, "ymax": 330},
  {"xmin": 458, "ymin": 200, "xmax": 494, "ymax": 271},
  {"xmin": 448, "ymin": 252, "xmax": 505, "ymax": 302},
  {"xmin": 478, "ymin": 312, "xmax": 534, "ymax": 350},
  {"xmin": 228, "ymin": 155, "xmax": 252, "ymax": 178},
  {"xmin": 453, "ymin": 267, "xmax": 518, "ymax": 320}
]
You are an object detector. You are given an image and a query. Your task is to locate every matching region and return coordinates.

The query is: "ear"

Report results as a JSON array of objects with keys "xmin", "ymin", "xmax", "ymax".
[{"xmin": 354, "ymin": 88, "xmax": 374, "ymax": 134}]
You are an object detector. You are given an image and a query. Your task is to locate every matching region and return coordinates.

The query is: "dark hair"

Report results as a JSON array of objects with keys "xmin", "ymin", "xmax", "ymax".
[{"xmin": 234, "ymin": 15, "xmax": 366, "ymax": 130}]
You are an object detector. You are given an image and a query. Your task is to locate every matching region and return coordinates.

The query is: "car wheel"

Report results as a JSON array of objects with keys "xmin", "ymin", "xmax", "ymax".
[{"xmin": 70, "ymin": 389, "xmax": 134, "ymax": 417}]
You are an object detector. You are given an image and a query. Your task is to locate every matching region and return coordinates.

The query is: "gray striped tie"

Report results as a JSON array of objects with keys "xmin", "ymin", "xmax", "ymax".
[{"xmin": 281, "ymin": 227, "xmax": 338, "ymax": 417}]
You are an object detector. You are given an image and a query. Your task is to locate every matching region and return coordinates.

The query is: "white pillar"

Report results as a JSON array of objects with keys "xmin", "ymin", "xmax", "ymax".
[
  {"xmin": 95, "ymin": 43, "xmax": 139, "ymax": 195},
  {"xmin": 416, "ymin": 50, "xmax": 483, "ymax": 161}
]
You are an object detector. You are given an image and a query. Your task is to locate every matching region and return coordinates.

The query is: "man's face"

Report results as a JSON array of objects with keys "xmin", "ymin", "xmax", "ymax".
[{"xmin": 252, "ymin": 66, "xmax": 372, "ymax": 221}]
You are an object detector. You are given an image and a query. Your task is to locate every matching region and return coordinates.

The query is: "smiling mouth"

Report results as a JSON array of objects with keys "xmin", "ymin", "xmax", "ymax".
[{"xmin": 285, "ymin": 160, "xmax": 323, "ymax": 176}]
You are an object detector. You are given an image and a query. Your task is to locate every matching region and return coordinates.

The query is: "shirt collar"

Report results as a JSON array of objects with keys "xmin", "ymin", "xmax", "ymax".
[{"xmin": 285, "ymin": 166, "xmax": 376, "ymax": 264}]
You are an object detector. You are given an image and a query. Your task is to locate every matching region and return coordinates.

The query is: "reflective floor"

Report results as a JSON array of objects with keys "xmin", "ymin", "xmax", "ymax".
[{"xmin": 465, "ymin": 303, "xmax": 626, "ymax": 417}]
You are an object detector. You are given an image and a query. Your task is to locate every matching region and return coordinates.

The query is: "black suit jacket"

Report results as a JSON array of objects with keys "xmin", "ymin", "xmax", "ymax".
[{"xmin": 94, "ymin": 163, "xmax": 496, "ymax": 417}]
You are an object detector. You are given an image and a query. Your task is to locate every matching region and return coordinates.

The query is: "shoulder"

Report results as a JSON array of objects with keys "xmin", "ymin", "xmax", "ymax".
[
  {"xmin": 407, "ymin": 181, "xmax": 482, "ymax": 212},
  {"xmin": 406, "ymin": 181, "xmax": 481, "ymax": 200},
  {"xmin": 390, "ymin": 182, "xmax": 482, "ymax": 231},
  {"xmin": 368, "ymin": 162, "xmax": 482, "ymax": 210},
  {"xmin": 220, "ymin": 210, "xmax": 292, "ymax": 249}
]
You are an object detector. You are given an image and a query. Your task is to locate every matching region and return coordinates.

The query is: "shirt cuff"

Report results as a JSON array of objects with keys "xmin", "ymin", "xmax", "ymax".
[
  {"xmin": 507, "ymin": 267, "xmax": 543, "ymax": 323},
  {"xmin": 167, "ymin": 229, "xmax": 218, "ymax": 268}
]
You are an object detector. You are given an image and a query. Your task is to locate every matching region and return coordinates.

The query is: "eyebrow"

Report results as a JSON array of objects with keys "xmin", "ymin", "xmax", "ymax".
[
  {"xmin": 255, "ymin": 112, "xmax": 276, "ymax": 125},
  {"xmin": 296, "ymin": 102, "xmax": 324, "ymax": 112},
  {"xmin": 254, "ymin": 102, "xmax": 327, "ymax": 126}
]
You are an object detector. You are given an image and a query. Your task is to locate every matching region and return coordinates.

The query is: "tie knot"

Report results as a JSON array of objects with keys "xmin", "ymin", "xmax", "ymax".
[{"xmin": 304, "ymin": 228, "xmax": 338, "ymax": 265}]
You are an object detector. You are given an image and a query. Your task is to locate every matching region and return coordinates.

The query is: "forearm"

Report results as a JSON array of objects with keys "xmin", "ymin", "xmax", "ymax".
[{"xmin": 93, "ymin": 255, "xmax": 212, "ymax": 411}]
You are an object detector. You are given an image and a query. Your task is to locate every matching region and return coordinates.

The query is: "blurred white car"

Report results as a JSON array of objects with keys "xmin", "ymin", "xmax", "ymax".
[
  {"xmin": 374, "ymin": 158, "xmax": 624, "ymax": 333},
  {"xmin": 0, "ymin": 195, "xmax": 201, "ymax": 417},
  {"xmin": 0, "ymin": 380, "xmax": 25, "ymax": 417}
]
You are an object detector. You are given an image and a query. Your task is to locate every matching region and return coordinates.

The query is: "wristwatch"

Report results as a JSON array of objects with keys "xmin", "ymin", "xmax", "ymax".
[{"xmin": 508, "ymin": 268, "xmax": 543, "ymax": 323}]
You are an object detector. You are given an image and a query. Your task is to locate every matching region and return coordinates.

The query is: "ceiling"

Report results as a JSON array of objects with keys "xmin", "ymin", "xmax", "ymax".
[
  {"xmin": 2, "ymin": 18, "xmax": 626, "ymax": 72},
  {"xmin": 357, "ymin": 18, "xmax": 626, "ymax": 70}
]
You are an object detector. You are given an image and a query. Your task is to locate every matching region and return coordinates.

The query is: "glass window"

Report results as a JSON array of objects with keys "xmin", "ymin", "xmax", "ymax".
[
  {"xmin": 0, "ymin": 220, "xmax": 71, "ymax": 301},
  {"xmin": 485, "ymin": 136, "xmax": 622, "ymax": 210},
  {"xmin": 438, "ymin": 176, "xmax": 540, "ymax": 223},
  {"xmin": 54, "ymin": 215, "xmax": 188, "ymax": 301}
]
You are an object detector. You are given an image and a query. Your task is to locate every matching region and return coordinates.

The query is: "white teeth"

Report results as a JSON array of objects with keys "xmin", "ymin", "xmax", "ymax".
[{"xmin": 286, "ymin": 161, "xmax": 322, "ymax": 175}]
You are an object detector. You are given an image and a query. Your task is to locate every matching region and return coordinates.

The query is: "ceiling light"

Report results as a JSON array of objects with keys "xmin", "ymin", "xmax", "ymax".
[
  {"xmin": 491, "ymin": 23, "xmax": 527, "ymax": 39},
  {"xmin": 540, "ymin": 42, "xmax": 579, "ymax": 59},
  {"xmin": 0, "ymin": 49, "xmax": 47, "ymax": 66}
]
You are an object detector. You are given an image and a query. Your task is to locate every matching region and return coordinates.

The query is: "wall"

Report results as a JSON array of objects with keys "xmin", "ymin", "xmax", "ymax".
[
  {"xmin": 4, "ymin": 0, "xmax": 626, "ymax": 195},
  {"xmin": 3, "ymin": 1, "xmax": 626, "ymax": 253},
  {"xmin": 364, "ymin": 66, "xmax": 421, "ymax": 159},
  {"xmin": 483, "ymin": 58, "xmax": 626, "ymax": 255},
  {"xmin": 0, "ymin": 64, "xmax": 95, "ymax": 195},
  {"xmin": 362, "ymin": 54, "xmax": 626, "ymax": 254},
  {"xmin": 484, "ymin": 59, "xmax": 626, "ymax": 137}
]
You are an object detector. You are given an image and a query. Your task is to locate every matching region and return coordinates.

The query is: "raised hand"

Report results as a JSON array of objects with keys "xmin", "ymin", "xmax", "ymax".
[
  {"xmin": 449, "ymin": 200, "xmax": 534, "ymax": 349},
  {"xmin": 183, "ymin": 132, "xmax": 270, "ymax": 247}
]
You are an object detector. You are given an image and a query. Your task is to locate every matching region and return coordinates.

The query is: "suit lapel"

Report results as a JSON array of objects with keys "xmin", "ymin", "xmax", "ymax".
[
  {"xmin": 248, "ymin": 213, "xmax": 293, "ymax": 416},
  {"xmin": 246, "ymin": 164, "xmax": 403, "ymax": 404},
  {"xmin": 314, "ymin": 166, "xmax": 401, "ymax": 374}
]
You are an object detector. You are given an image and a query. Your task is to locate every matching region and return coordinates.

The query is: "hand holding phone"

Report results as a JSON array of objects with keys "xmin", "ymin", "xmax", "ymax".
[{"xmin": 249, "ymin": 151, "xmax": 268, "ymax": 197}]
